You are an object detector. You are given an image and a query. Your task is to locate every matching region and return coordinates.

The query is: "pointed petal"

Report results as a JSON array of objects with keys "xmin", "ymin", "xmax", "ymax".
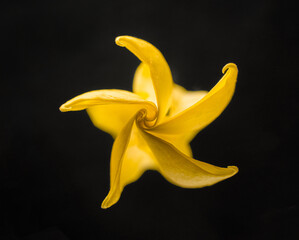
[
  {"xmin": 60, "ymin": 89, "xmax": 157, "ymax": 138},
  {"xmin": 101, "ymin": 114, "xmax": 135, "ymax": 209},
  {"xmin": 116, "ymin": 36, "xmax": 173, "ymax": 122},
  {"xmin": 153, "ymin": 63, "xmax": 238, "ymax": 136},
  {"xmin": 59, "ymin": 89, "xmax": 155, "ymax": 112},
  {"xmin": 101, "ymin": 123, "xmax": 157, "ymax": 209},
  {"xmin": 140, "ymin": 130, "xmax": 238, "ymax": 188}
]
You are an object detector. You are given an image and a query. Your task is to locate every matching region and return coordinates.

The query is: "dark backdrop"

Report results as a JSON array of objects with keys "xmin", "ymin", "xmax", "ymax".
[{"xmin": 1, "ymin": 0, "xmax": 298, "ymax": 239}]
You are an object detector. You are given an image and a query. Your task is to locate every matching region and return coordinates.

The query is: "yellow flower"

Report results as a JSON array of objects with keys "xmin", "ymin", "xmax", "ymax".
[{"xmin": 60, "ymin": 36, "xmax": 239, "ymax": 209}]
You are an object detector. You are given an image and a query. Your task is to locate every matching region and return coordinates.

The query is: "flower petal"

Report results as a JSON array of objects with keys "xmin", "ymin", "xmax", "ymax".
[
  {"xmin": 148, "ymin": 131, "xmax": 193, "ymax": 157},
  {"xmin": 152, "ymin": 63, "xmax": 238, "ymax": 136},
  {"xmin": 168, "ymin": 84, "xmax": 208, "ymax": 118},
  {"xmin": 101, "ymin": 114, "xmax": 135, "ymax": 209},
  {"xmin": 60, "ymin": 89, "xmax": 157, "ymax": 138},
  {"xmin": 101, "ymin": 122, "xmax": 157, "ymax": 209},
  {"xmin": 87, "ymin": 104, "xmax": 139, "ymax": 138},
  {"xmin": 115, "ymin": 36, "xmax": 173, "ymax": 122},
  {"xmin": 60, "ymin": 89, "xmax": 154, "ymax": 112},
  {"xmin": 133, "ymin": 62, "xmax": 157, "ymax": 105},
  {"xmin": 140, "ymin": 130, "xmax": 238, "ymax": 188}
]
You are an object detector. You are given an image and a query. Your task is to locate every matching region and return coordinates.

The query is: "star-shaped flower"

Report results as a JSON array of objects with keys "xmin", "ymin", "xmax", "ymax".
[{"xmin": 60, "ymin": 36, "xmax": 238, "ymax": 209}]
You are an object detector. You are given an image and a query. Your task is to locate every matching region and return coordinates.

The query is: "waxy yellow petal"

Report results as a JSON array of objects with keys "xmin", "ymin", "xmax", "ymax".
[
  {"xmin": 87, "ymin": 105, "xmax": 139, "ymax": 138},
  {"xmin": 60, "ymin": 89, "xmax": 155, "ymax": 113},
  {"xmin": 60, "ymin": 89, "xmax": 157, "ymax": 137},
  {"xmin": 115, "ymin": 36, "xmax": 173, "ymax": 122},
  {"xmin": 153, "ymin": 63, "xmax": 238, "ymax": 136},
  {"xmin": 101, "ymin": 114, "xmax": 135, "ymax": 209},
  {"xmin": 140, "ymin": 130, "xmax": 238, "ymax": 188},
  {"xmin": 148, "ymin": 130, "xmax": 193, "ymax": 157},
  {"xmin": 102, "ymin": 122, "xmax": 157, "ymax": 209},
  {"xmin": 120, "ymin": 135, "xmax": 157, "ymax": 186},
  {"xmin": 133, "ymin": 62, "xmax": 157, "ymax": 105},
  {"xmin": 168, "ymin": 84, "xmax": 208, "ymax": 118}
]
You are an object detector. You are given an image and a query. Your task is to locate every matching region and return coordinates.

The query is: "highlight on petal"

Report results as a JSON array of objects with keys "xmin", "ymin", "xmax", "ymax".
[
  {"xmin": 60, "ymin": 89, "xmax": 155, "ymax": 113},
  {"xmin": 133, "ymin": 62, "xmax": 157, "ymax": 105},
  {"xmin": 101, "ymin": 121, "xmax": 157, "ymax": 209},
  {"xmin": 140, "ymin": 129, "xmax": 238, "ymax": 188},
  {"xmin": 152, "ymin": 63, "xmax": 238, "ymax": 136},
  {"xmin": 60, "ymin": 89, "xmax": 157, "ymax": 138},
  {"xmin": 115, "ymin": 36, "xmax": 173, "ymax": 122}
]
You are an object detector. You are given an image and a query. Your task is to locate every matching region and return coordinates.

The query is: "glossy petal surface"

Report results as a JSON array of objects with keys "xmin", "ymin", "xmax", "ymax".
[
  {"xmin": 116, "ymin": 36, "xmax": 173, "ymax": 122},
  {"xmin": 140, "ymin": 130, "xmax": 238, "ymax": 188},
  {"xmin": 101, "ymin": 114, "xmax": 135, "ymax": 208},
  {"xmin": 102, "ymin": 124, "xmax": 157, "ymax": 208},
  {"xmin": 133, "ymin": 62, "xmax": 157, "ymax": 104},
  {"xmin": 60, "ymin": 89, "xmax": 157, "ymax": 138},
  {"xmin": 153, "ymin": 64, "xmax": 238, "ymax": 136}
]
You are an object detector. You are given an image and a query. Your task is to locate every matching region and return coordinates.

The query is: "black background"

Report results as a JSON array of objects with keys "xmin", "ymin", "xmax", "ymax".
[{"xmin": 1, "ymin": 0, "xmax": 298, "ymax": 239}]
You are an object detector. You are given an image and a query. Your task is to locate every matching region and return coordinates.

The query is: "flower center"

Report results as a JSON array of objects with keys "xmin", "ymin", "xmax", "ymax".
[{"xmin": 136, "ymin": 104, "xmax": 158, "ymax": 129}]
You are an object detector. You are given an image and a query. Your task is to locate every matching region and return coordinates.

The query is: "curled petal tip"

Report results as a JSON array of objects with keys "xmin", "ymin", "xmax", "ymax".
[
  {"xmin": 222, "ymin": 63, "xmax": 238, "ymax": 74},
  {"xmin": 228, "ymin": 166, "xmax": 239, "ymax": 175},
  {"xmin": 115, "ymin": 36, "xmax": 128, "ymax": 47},
  {"xmin": 101, "ymin": 198, "xmax": 108, "ymax": 209},
  {"xmin": 59, "ymin": 101, "xmax": 74, "ymax": 112},
  {"xmin": 59, "ymin": 104, "xmax": 69, "ymax": 112},
  {"xmin": 101, "ymin": 197, "xmax": 114, "ymax": 209},
  {"xmin": 101, "ymin": 203, "xmax": 108, "ymax": 209}
]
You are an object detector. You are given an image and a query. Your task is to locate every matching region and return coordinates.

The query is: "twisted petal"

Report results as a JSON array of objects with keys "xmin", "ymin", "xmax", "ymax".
[
  {"xmin": 152, "ymin": 63, "xmax": 238, "ymax": 136},
  {"xmin": 140, "ymin": 130, "xmax": 238, "ymax": 188},
  {"xmin": 133, "ymin": 82, "xmax": 207, "ymax": 154},
  {"xmin": 116, "ymin": 36, "xmax": 173, "ymax": 122},
  {"xmin": 101, "ymin": 114, "xmax": 135, "ymax": 209},
  {"xmin": 102, "ymin": 122, "xmax": 157, "ymax": 209},
  {"xmin": 60, "ymin": 89, "xmax": 157, "ymax": 138}
]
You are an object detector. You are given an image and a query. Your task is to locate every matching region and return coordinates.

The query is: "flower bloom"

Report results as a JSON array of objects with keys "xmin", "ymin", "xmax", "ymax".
[{"xmin": 60, "ymin": 36, "xmax": 238, "ymax": 209}]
